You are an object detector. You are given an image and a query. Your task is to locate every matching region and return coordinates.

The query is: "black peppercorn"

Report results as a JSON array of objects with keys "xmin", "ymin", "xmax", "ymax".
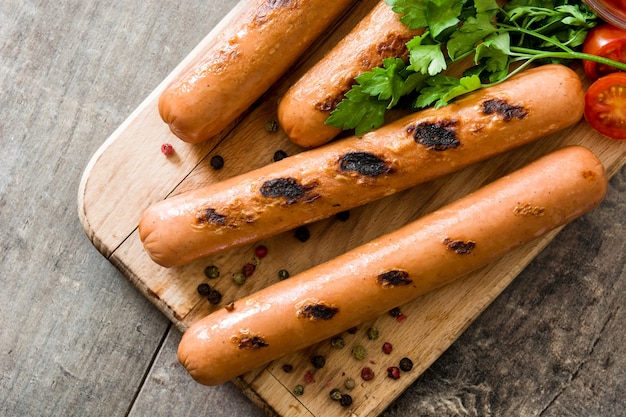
[
  {"xmin": 207, "ymin": 289, "xmax": 222, "ymax": 305},
  {"xmin": 311, "ymin": 355, "xmax": 326, "ymax": 369},
  {"xmin": 273, "ymin": 150, "xmax": 288, "ymax": 162},
  {"xmin": 210, "ymin": 155, "xmax": 225, "ymax": 170},
  {"xmin": 339, "ymin": 394, "xmax": 353, "ymax": 407},
  {"xmin": 282, "ymin": 364, "xmax": 293, "ymax": 373},
  {"xmin": 335, "ymin": 210, "xmax": 350, "ymax": 221},
  {"xmin": 389, "ymin": 307, "xmax": 402, "ymax": 318},
  {"xmin": 399, "ymin": 357, "xmax": 414, "ymax": 372},
  {"xmin": 278, "ymin": 269, "xmax": 290, "ymax": 280},
  {"xmin": 197, "ymin": 283, "xmax": 211, "ymax": 296},
  {"xmin": 294, "ymin": 226, "xmax": 310, "ymax": 242}
]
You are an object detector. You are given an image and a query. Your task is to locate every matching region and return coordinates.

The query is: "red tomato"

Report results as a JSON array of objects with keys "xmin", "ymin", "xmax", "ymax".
[
  {"xmin": 582, "ymin": 23, "xmax": 626, "ymax": 80},
  {"xmin": 584, "ymin": 72, "xmax": 626, "ymax": 140}
]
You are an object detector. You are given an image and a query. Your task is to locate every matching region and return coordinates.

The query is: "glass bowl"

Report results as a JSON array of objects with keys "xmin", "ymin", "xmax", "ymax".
[{"xmin": 585, "ymin": 0, "xmax": 626, "ymax": 30}]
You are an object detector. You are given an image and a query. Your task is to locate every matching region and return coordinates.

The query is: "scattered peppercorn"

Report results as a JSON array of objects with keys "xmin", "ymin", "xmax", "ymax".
[
  {"xmin": 399, "ymin": 357, "xmax": 414, "ymax": 372},
  {"xmin": 232, "ymin": 272, "xmax": 246, "ymax": 286},
  {"xmin": 335, "ymin": 210, "xmax": 350, "ymax": 222},
  {"xmin": 387, "ymin": 366, "xmax": 401, "ymax": 380},
  {"xmin": 340, "ymin": 394, "xmax": 353, "ymax": 407},
  {"xmin": 294, "ymin": 226, "xmax": 310, "ymax": 242},
  {"xmin": 265, "ymin": 119, "xmax": 279, "ymax": 132},
  {"xmin": 282, "ymin": 364, "xmax": 294, "ymax": 373},
  {"xmin": 331, "ymin": 336, "xmax": 345, "ymax": 349},
  {"xmin": 293, "ymin": 384, "xmax": 304, "ymax": 396},
  {"xmin": 367, "ymin": 327, "xmax": 379, "ymax": 340},
  {"xmin": 361, "ymin": 367, "xmax": 375, "ymax": 381},
  {"xmin": 396, "ymin": 312, "xmax": 408, "ymax": 323},
  {"xmin": 242, "ymin": 262, "xmax": 256, "ymax": 277},
  {"xmin": 255, "ymin": 245, "xmax": 268, "ymax": 258},
  {"xmin": 160, "ymin": 143, "xmax": 174, "ymax": 156},
  {"xmin": 344, "ymin": 377, "xmax": 355, "ymax": 391},
  {"xmin": 352, "ymin": 345, "xmax": 367, "ymax": 360},
  {"xmin": 311, "ymin": 355, "xmax": 326, "ymax": 369},
  {"xmin": 210, "ymin": 155, "xmax": 224, "ymax": 170},
  {"xmin": 204, "ymin": 265, "xmax": 220, "ymax": 279},
  {"xmin": 224, "ymin": 302, "xmax": 235, "ymax": 311},
  {"xmin": 207, "ymin": 289, "xmax": 222, "ymax": 305},
  {"xmin": 196, "ymin": 283, "xmax": 211, "ymax": 296},
  {"xmin": 329, "ymin": 388, "xmax": 343, "ymax": 401},
  {"xmin": 389, "ymin": 307, "xmax": 402, "ymax": 318},
  {"xmin": 273, "ymin": 150, "xmax": 288, "ymax": 162},
  {"xmin": 303, "ymin": 371, "xmax": 315, "ymax": 384},
  {"xmin": 278, "ymin": 269, "xmax": 290, "ymax": 280},
  {"xmin": 346, "ymin": 326, "xmax": 358, "ymax": 334},
  {"xmin": 382, "ymin": 342, "xmax": 393, "ymax": 355}
]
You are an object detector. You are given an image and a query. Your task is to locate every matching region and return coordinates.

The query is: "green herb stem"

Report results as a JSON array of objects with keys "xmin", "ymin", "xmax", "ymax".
[{"xmin": 508, "ymin": 46, "xmax": 626, "ymax": 72}]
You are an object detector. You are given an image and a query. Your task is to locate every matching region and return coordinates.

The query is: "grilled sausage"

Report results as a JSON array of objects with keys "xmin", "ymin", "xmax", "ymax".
[
  {"xmin": 178, "ymin": 145, "xmax": 608, "ymax": 385},
  {"xmin": 277, "ymin": 0, "xmax": 423, "ymax": 148},
  {"xmin": 158, "ymin": 0, "xmax": 356, "ymax": 144},
  {"xmin": 140, "ymin": 64, "xmax": 584, "ymax": 267}
]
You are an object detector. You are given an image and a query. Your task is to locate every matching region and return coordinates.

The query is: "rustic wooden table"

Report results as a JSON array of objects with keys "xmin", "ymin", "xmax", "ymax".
[{"xmin": 2, "ymin": 1, "xmax": 624, "ymax": 416}]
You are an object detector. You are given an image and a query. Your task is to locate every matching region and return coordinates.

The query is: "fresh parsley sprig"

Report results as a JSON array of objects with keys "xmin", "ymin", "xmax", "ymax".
[{"xmin": 326, "ymin": 0, "xmax": 626, "ymax": 135}]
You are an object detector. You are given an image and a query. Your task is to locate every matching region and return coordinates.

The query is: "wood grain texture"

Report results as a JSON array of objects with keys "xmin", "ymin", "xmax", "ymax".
[
  {"xmin": 2, "ymin": 0, "xmax": 625, "ymax": 416},
  {"xmin": 77, "ymin": 1, "xmax": 626, "ymax": 416}
]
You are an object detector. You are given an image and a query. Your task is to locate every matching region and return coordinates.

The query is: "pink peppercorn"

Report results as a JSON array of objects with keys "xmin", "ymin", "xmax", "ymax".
[
  {"xmin": 304, "ymin": 371, "xmax": 315, "ymax": 383},
  {"xmin": 160, "ymin": 143, "xmax": 174, "ymax": 156},
  {"xmin": 255, "ymin": 245, "xmax": 268, "ymax": 258},
  {"xmin": 382, "ymin": 342, "xmax": 393, "ymax": 354},
  {"xmin": 360, "ymin": 367, "xmax": 375, "ymax": 381},
  {"xmin": 386, "ymin": 366, "xmax": 401, "ymax": 380},
  {"xmin": 242, "ymin": 263, "xmax": 256, "ymax": 277}
]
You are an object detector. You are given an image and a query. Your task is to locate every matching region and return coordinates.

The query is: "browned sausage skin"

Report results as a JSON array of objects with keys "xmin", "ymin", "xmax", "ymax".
[
  {"xmin": 158, "ymin": 0, "xmax": 356, "ymax": 144},
  {"xmin": 178, "ymin": 145, "xmax": 608, "ymax": 386},
  {"xmin": 278, "ymin": 0, "xmax": 423, "ymax": 148},
  {"xmin": 140, "ymin": 65, "xmax": 584, "ymax": 268}
]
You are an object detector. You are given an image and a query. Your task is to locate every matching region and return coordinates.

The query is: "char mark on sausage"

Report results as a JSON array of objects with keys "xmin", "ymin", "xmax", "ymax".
[
  {"xmin": 260, "ymin": 177, "xmax": 318, "ymax": 204},
  {"xmin": 410, "ymin": 120, "xmax": 460, "ymax": 150},
  {"xmin": 482, "ymin": 99, "xmax": 527, "ymax": 121},
  {"xmin": 339, "ymin": 152, "xmax": 392, "ymax": 177},
  {"xmin": 376, "ymin": 270, "xmax": 413, "ymax": 288},
  {"xmin": 444, "ymin": 238, "xmax": 476, "ymax": 254},
  {"xmin": 196, "ymin": 207, "xmax": 227, "ymax": 226},
  {"xmin": 297, "ymin": 302, "xmax": 339, "ymax": 320},
  {"xmin": 236, "ymin": 335, "xmax": 269, "ymax": 350}
]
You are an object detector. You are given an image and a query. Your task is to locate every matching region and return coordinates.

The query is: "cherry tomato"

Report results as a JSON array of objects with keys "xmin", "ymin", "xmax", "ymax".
[
  {"xmin": 584, "ymin": 72, "xmax": 626, "ymax": 140},
  {"xmin": 582, "ymin": 23, "xmax": 626, "ymax": 80}
]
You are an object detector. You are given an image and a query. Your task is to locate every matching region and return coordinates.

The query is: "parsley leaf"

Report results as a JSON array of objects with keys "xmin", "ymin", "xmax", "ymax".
[{"xmin": 326, "ymin": 0, "xmax": 626, "ymax": 135}]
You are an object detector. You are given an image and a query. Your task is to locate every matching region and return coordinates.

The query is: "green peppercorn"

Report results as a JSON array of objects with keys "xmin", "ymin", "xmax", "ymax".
[
  {"xmin": 331, "ymin": 336, "xmax": 345, "ymax": 349},
  {"xmin": 340, "ymin": 394, "xmax": 353, "ymax": 407},
  {"xmin": 293, "ymin": 384, "xmax": 304, "ymax": 396},
  {"xmin": 204, "ymin": 265, "xmax": 220, "ymax": 279},
  {"xmin": 344, "ymin": 377, "xmax": 355, "ymax": 391},
  {"xmin": 232, "ymin": 272, "xmax": 246, "ymax": 286},
  {"xmin": 399, "ymin": 357, "xmax": 414, "ymax": 372},
  {"xmin": 367, "ymin": 327, "xmax": 379, "ymax": 340},
  {"xmin": 278, "ymin": 269, "xmax": 290, "ymax": 280},
  {"xmin": 351, "ymin": 345, "xmax": 367, "ymax": 360},
  {"xmin": 329, "ymin": 388, "xmax": 343, "ymax": 401},
  {"xmin": 265, "ymin": 119, "xmax": 279, "ymax": 132}
]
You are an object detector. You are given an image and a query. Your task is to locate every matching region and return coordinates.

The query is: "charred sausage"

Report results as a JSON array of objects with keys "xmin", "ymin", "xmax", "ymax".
[
  {"xmin": 278, "ymin": 0, "xmax": 423, "ymax": 148},
  {"xmin": 158, "ymin": 0, "xmax": 356, "ymax": 144},
  {"xmin": 177, "ymin": 145, "xmax": 608, "ymax": 385},
  {"xmin": 140, "ymin": 64, "xmax": 584, "ymax": 267}
]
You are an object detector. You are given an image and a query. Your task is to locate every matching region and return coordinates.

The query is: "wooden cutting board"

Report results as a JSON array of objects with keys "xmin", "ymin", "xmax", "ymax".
[{"xmin": 77, "ymin": 0, "xmax": 626, "ymax": 416}]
